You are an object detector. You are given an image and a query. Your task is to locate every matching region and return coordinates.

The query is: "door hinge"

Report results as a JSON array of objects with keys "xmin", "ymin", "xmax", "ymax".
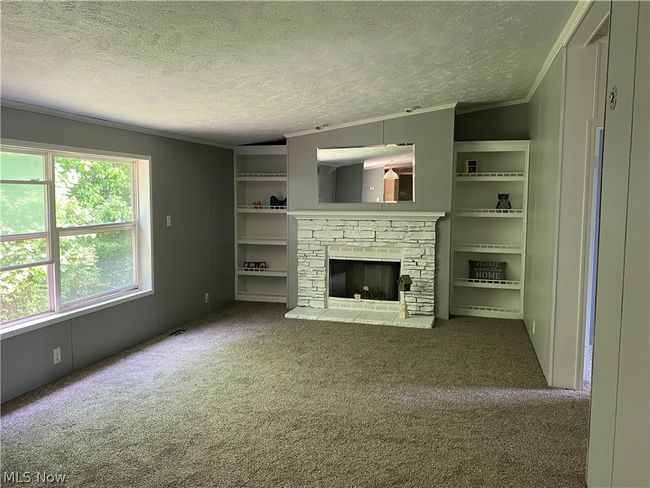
[{"xmin": 608, "ymin": 85, "xmax": 618, "ymax": 111}]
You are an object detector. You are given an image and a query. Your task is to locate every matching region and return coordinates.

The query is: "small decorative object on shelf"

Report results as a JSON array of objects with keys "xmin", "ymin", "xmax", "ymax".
[
  {"xmin": 244, "ymin": 261, "xmax": 267, "ymax": 270},
  {"xmin": 464, "ymin": 159, "xmax": 478, "ymax": 173},
  {"xmin": 270, "ymin": 195, "xmax": 287, "ymax": 207},
  {"xmin": 496, "ymin": 193, "xmax": 512, "ymax": 209},
  {"xmin": 252, "ymin": 200, "xmax": 262, "ymax": 208},
  {"xmin": 398, "ymin": 275, "xmax": 412, "ymax": 319},
  {"xmin": 469, "ymin": 260, "xmax": 507, "ymax": 280}
]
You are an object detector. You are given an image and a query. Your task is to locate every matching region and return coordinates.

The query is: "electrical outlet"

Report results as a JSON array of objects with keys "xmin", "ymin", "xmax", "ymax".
[
  {"xmin": 204, "ymin": 292, "xmax": 210, "ymax": 304},
  {"xmin": 532, "ymin": 320, "xmax": 536, "ymax": 335},
  {"xmin": 166, "ymin": 215, "xmax": 172, "ymax": 227},
  {"xmin": 52, "ymin": 347, "xmax": 61, "ymax": 365}
]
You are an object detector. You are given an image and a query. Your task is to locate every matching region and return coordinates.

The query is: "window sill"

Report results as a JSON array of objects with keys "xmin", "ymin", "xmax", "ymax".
[{"xmin": 0, "ymin": 288, "xmax": 154, "ymax": 340}]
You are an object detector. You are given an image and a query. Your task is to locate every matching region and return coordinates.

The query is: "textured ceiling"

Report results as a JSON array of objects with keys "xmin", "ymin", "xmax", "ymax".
[
  {"xmin": 318, "ymin": 145, "xmax": 413, "ymax": 164},
  {"xmin": 0, "ymin": 1, "xmax": 576, "ymax": 145}
]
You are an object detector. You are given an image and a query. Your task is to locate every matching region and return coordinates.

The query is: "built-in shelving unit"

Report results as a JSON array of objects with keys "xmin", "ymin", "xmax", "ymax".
[
  {"xmin": 237, "ymin": 268, "xmax": 288, "ymax": 277},
  {"xmin": 453, "ymin": 278, "xmax": 521, "ymax": 290},
  {"xmin": 454, "ymin": 243, "xmax": 522, "ymax": 254},
  {"xmin": 450, "ymin": 305, "xmax": 521, "ymax": 319},
  {"xmin": 455, "ymin": 208, "xmax": 523, "ymax": 218},
  {"xmin": 451, "ymin": 140, "xmax": 530, "ymax": 319},
  {"xmin": 234, "ymin": 145, "xmax": 288, "ymax": 304},
  {"xmin": 236, "ymin": 291, "xmax": 288, "ymax": 303},
  {"xmin": 236, "ymin": 205, "xmax": 287, "ymax": 213},
  {"xmin": 456, "ymin": 172, "xmax": 524, "ymax": 182},
  {"xmin": 236, "ymin": 237, "xmax": 287, "ymax": 246},
  {"xmin": 236, "ymin": 173, "xmax": 287, "ymax": 182}
]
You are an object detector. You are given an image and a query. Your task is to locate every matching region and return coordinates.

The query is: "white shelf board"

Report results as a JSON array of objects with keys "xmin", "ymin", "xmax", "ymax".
[
  {"xmin": 455, "ymin": 208, "xmax": 523, "ymax": 218},
  {"xmin": 454, "ymin": 278, "xmax": 521, "ymax": 290},
  {"xmin": 236, "ymin": 173, "xmax": 287, "ymax": 182},
  {"xmin": 456, "ymin": 172, "xmax": 524, "ymax": 182},
  {"xmin": 455, "ymin": 140, "xmax": 530, "ymax": 153},
  {"xmin": 237, "ymin": 205, "xmax": 287, "ymax": 214},
  {"xmin": 237, "ymin": 268, "xmax": 287, "ymax": 277},
  {"xmin": 236, "ymin": 292, "xmax": 287, "ymax": 303},
  {"xmin": 451, "ymin": 305, "xmax": 521, "ymax": 319},
  {"xmin": 237, "ymin": 237, "xmax": 287, "ymax": 246},
  {"xmin": 454, "ymin": 243, "xmax": 522, "ymax": 254}
]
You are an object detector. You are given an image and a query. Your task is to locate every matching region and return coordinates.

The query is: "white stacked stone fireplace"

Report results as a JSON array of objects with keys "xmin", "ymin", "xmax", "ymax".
[{"xmin": 285, "ymin": 211, "xmax": 445, "ymax": 328}]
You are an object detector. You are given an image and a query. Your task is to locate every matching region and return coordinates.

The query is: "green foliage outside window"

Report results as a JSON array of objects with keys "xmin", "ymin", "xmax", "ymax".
[
  {"xmin": 0, "ymin": 266, "xmax": 49, "ymax": 323},
  {"xmin": 54, "ymin": 157, "xmax": 133, "ymax": 227},
  {"xmin": 1, "ymin": 154, "xmax": 135, "ymax": 323}
]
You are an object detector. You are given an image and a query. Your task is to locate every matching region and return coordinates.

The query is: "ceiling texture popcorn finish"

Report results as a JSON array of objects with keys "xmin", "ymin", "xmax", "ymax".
[{"xmin": 0, "ymin": 1, "xmax": 576, "ymax": 145}]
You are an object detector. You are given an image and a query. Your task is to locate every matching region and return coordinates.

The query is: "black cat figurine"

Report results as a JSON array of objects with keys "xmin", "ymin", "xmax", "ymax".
[
  {"xmin": 496, "ymin": 193, "xmax": 512, "ymax": 210},
  {"xmin": 270, "ymin": 195, "xmax": 287, "ymax": 207}
]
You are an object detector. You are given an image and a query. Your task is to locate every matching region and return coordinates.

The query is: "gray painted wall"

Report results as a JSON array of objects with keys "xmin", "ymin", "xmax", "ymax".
[
  {"xmin": 318, "ymin": 165, "xmax": 337, "ymax": 203},
  {"xmin": 361, "ymin": 167, "xmax": 384, "ymax": 203},
  {"xmin": 550, "ymin": 3, "xmax": 609, "ymax": 389},
  {"xmin": 0, "ymin": 106, "xmax": 234, "ymax": 402},
  {"xmin": 334, "ymin": 163, "xmax": 363, "ymax": 203},
  {"xmin": 524, "ymin": 1, "xmax": 611, "ymax": 389},
  {"xmin": 455, "ymin": 103, "xmax": 529, "ymax": 141},
  {"xmin": 609, "ymin": 5, "xmax": 649, "ymax": 480},
  {"xmin": 287, "ymin": 109, "xmax": 455, "ymax": 318},
  {"xmin": 588, "ymin": 1, "xmax": 650, "ymax": 485},
  {"xmin": 523, "ymin": 52, "xmax": 564, "ymax": 381}
]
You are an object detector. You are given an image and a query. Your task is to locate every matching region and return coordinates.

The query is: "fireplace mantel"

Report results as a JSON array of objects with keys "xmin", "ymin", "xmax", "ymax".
[{"xmin": 288, "ymin": 210, "xmax": 445, "ymax": 221}]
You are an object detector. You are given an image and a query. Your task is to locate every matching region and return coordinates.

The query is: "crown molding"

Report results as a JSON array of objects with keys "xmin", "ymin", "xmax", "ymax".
[
  {"xmin": 526, "ymin": 0, "xmax": 594, "ymax": 101},
  {"xmin": 0, "ymin": 99, "xmax": 234, "ymax": 150},
  {"xmin": 284, "ymin": 102, "xmax": 457, "ymax": 138}
]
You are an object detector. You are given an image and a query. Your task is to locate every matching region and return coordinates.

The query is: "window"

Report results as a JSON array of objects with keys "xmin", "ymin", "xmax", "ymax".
[{"xmin": 0, "ymin": 142, "xmax": 152, "ymax": 328}]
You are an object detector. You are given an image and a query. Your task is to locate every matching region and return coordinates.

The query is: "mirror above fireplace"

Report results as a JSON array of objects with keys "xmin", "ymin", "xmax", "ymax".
[{"xmin": 317, "ymin": 144, "xmax": 414, "ymax": 204}]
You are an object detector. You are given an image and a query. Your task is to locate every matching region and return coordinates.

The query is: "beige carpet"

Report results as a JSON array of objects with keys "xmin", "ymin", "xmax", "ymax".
[{"xmin": 1, "ymin": 303, "xmax": 590, "ymax": 487}]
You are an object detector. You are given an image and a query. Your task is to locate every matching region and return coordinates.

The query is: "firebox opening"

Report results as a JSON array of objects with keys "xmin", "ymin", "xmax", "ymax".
[{"xmin": 329, "ymin": 259, "xmax": 400, "ymax": 301}]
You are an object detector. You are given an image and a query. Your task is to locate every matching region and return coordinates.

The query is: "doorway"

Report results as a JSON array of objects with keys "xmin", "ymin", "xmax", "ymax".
[{"xmin": 582, "ymin": 126, "xmax": 605, "ymax": 391}]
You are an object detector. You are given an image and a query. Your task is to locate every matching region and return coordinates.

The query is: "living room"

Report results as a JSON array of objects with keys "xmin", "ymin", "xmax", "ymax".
[{"xmin": 0, "ymin": 2, "xmax": 647, "ymax": 487}]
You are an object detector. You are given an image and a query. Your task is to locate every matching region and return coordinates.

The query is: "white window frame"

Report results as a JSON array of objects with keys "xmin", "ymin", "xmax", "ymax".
[{"xmin": 0, "ymin": 140, "xmax": 153, "ymax": 339}]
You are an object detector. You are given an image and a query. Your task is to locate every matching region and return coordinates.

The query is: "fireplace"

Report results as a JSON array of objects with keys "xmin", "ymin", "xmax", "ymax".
[
  {"xmin": 286, "ymin": 210, "xmax": 444, "ymax": 328},
  {"xmin": 329, "ymin": 259, "xmax": 400, "ymax": 301}
]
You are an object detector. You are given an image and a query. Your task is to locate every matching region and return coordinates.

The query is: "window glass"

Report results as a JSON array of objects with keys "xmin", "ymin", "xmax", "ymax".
[
  {"xmin": 0, "ymin": 184, "xmax": 47, "ymax": 236},
  {"xmin": 0, "ymin": 265, "xmax": 49, "ymax": 323},
  {"xmin": 54, "ymin": 157, "xmax": 133, "ymax": 227},
  {"xmin": 0, "ymin": 238, "xmax": 48, "ymax": 268},
  {"xmin": 0, "ymin": 151, "xmax": 44, "ymax": 181},
  {"xmin": 0, "ymin": 145, "xmax": 147, "ymax": 327},
  {"xmin": 60, "ymin": 230, "xmax": 134, "ymax": 304}
]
